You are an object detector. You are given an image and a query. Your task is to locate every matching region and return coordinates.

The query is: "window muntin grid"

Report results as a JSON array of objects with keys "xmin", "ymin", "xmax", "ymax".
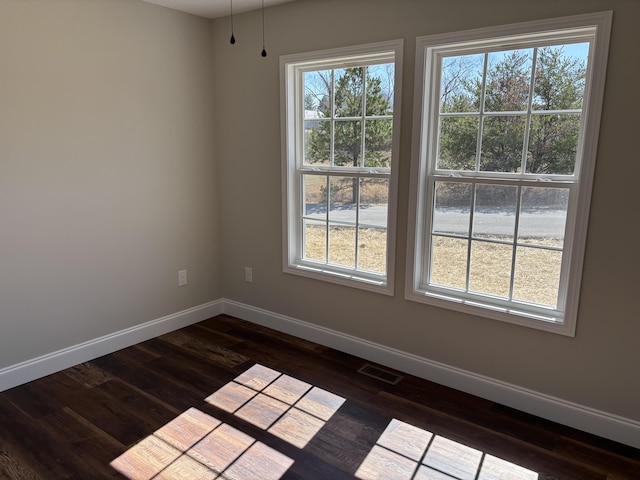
[
  {"xmin": 407, "ymin": 13, "xmax": 612, "ymax": 333},
  {"xmin": 435, "ymin": 43, "xmax": 589, "ymax": 176},
  {"xmin": 426, "ymin": 179, "xmax": 570, "ymax": 312},
  {"xmin": 283, "ymin": 41, "xmax": 402, "ymax": 293}
]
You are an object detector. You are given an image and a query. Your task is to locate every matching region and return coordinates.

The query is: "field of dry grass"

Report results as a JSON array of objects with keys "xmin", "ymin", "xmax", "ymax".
[
  {"xmin": 304, "ymin": 226, "xmax": 561, "ymax": 307},
  {"xmin": 304, "ymin": 225, "xmax": 387, "ymax": 274}
]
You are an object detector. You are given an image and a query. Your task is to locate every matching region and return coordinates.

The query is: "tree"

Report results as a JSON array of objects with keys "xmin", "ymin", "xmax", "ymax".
[
  {"xmin": 306, "ymin": 67, "xmax": 393, "ymax": 168},
  {"xmin": 438, "ymin": 47, "xmax": 586, "ymax": 175},
  {"xmin": 527, "ymin": 47, "xmax": 585, "ymax": 174},
  {"xmin": 305, "ymin": 67, "xmax": 394, "ymax": 203}
]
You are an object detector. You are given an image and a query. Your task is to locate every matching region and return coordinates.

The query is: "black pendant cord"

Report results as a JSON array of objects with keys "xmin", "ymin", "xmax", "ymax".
[
  {"xmin": 229, "ymin": 0, "xmax": 236, "ymax": 44},
  {"xmin": 261, "ymin": 0, "xmax": 267, "ymax": 57}
]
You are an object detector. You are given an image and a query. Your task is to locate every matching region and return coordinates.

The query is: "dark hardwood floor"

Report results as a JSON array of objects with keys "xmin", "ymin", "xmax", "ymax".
[{"xmin": 0, "ymin": 314, "xmax": 638, "ymax": 479}]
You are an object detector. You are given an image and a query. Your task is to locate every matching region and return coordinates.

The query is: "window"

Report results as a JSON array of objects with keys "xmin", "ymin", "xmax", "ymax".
[
  {"xmin": 406, "ymin": 12, "xmax": 612, "ymax": 335},
  {"xmin": 281, "ymin": 41, "xmax": 403, "ymax": 294}
]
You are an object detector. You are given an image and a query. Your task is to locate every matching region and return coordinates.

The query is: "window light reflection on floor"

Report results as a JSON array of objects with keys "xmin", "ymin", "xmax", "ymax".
[
  {"xmin": 111, "ymin": 364, "xmax": 345, "ymax": 479},
  {"xmin": 206, "ymin": 363, "xmax": 346, "ymax": 448},
  {"xmin": 111, "ymin": 364, "xmax": 538, "ymax": 480},
  {"xmin": 110, "ymin": 407, "xmax": 293, "ymax": 480},
  {"xmin": 355, "ymin": 418, "xmax": 539, "ymax": 480}
]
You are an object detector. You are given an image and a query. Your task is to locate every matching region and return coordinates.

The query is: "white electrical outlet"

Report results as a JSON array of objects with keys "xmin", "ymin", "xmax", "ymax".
[
  {"xmin": 178, "ymin": 269, "xmax": 188, "ymax": 286},
  {"xmin": 244, "ymin": 267, "xmax": 253, "ymax": 283}
]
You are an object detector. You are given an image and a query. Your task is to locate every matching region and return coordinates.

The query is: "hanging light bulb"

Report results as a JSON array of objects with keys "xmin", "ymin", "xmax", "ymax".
[
  {"xmin": 261, "ymin": 0, "xmax": 267, "ymax": 57},
  {"xmin": 229, "ymin": 0, "xmax": 236, "ymax": 44}
]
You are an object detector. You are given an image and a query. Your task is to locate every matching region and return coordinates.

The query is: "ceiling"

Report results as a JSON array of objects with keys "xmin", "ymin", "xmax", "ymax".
[{"xmin": 140, "ymin": 0, "xmax": 296, "ymax": 19}]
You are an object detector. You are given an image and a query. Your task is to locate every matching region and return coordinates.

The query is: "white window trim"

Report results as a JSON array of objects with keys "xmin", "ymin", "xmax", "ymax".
[
  {"xmin": 281, "ymin": 40, "xmax": 403, "ymax": 295},
  {"xmin": 406, "ymin": 12, "xmax": 612, "ymax": 336}
]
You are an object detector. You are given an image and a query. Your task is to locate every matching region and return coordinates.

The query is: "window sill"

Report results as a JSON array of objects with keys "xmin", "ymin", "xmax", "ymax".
[
  {"xmin": 405, "ymin": 287, "xmax": 575, "ymax": 336},
  {"xmin": 284, "ymin": 263, "xmax": 393, "ymax": 296}
]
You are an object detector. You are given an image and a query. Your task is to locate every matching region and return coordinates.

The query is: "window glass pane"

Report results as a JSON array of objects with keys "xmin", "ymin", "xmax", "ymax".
[
  {"xmin": 533, "ymin": 44, "xmax": 588, "ymax": 111},
  {"xmin": 440, "ymin": 54, "xmax": 484, "ymax": 113},
  {"xmin": 484, "ymin": 49, "xmax": 533, "ymax": 113},
  {"xmin": 334, "ymin": 68, "xmax": 363, "ymax": 117},
  {"xmin": 360, "ymin": 178, "xmax": 388, "ymax": 228},
  {"xmin": 513, "ymin": 247, "xmax": 562, "ymax": 307},
  {"xmin": 518, "ymin": 187, "xmax": 568, "ymax": 246},
  {"xmin": 430, "ymin": 236, "xmax": 468, "ymax": 289},
  {"xmin": 469, "ymin": 241, "xmax": 513, "ymax": 298},
  {"xmin": 366, "ymin": 63, "xmax": 395, "ymax": 116},
  {"xmin": 303, "ymin": 175, "xmax": 326, "ymax": 217},
  {"xmin": 328, "ymin": 225, "xmax": 356, "ymax": 267},
  {"xmin": 526, "ymin": 113, "xmax": 580, "ymax": 175},
  {"xmin": 303, "ymin": 70, "xmax": 332, "ymax": 167},
  {"xmin": 433, "ymin": 182, "xmax": 472, "ymax": 237},
  {"xmin": 329, "ymin": 177, "xmax": 356, "ymax": 224},
  {"xmin": 358, "ymin": 227, "xmax": 386, "ymax": 274},
  {"xmin": 304, "ymin": 70, "xmax": 331, "ymax": 118},
  {"xmin": 304, "ymin": 119, "xmax": 331, "ymax": 166},
  {"xmin": 364, "ymin": 118, "xmax": 393, "ymax": 168},
  {"xmin": 334, "ymin": 120, "xmax": 362, "ymax": 167},
  {"xmin": 473, "ymin": 184, "xmax": 517, "ymax": 241},
  {"xmin": 437, "ymin": 116, "xmax": 478, "ymax": 171},
  {"xmin": 304, "ymin": 220, "xmax": 326, "ymax": 263},
  {"xmin": 480, "ymin": 115, "xmax": 526, "ymax": 172}
]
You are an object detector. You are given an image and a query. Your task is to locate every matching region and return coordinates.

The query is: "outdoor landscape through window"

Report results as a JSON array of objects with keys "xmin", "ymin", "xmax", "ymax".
[
  {"xmin": 407, "ymin": 14, "xmax": 612, "ymax": 331},
  {"xmin": 283, "ymin": 41, "xmax": 402, "ymax": 293}
]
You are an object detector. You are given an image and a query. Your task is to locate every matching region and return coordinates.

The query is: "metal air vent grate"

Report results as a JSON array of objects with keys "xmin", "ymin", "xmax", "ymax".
[{"xmin": 357, "ymin": 364, "xmax": 404, "ymax": 385}]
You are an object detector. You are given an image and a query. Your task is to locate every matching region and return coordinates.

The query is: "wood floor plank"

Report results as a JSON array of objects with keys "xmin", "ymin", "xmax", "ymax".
[
  {"xmin": 157, "ymin": 330, "xmax": 250, "ymax": 368},
  {"xmin": 0, "ymin": 314, "xmax": 637, "ymax": 480},
  {"xmin": 91, "ymin": 349, "xmax": 205, "ymax": 413},
  {"xmin": 0, "ymin": 440, "xmax": 51, "ymax": 480},
  {"xmin": 63, "ymin": 362, "xmax": 113, "ymax": 388},
  {"xmin": 552, "ymin": 436, "xmax": 640, "ymax": 479},
  {"xmin": 200, "ymin": 316, "xmax": 328, "ymax": 354},
  {"xmin": 62, "ymin": 378, "xmax": 179, "ymax": 447},
  {"xmin": 303, "ymin": 400, "xmax": 390, "ymax": 476},
  {"xmin": 35, "ymin": 408, "xmax": 124, "ymax": 479},
  {"xmin": 0, "ymin": 397, "xmax": 75, "ymax": 479},
  {"xmin": 136, "ymin": 337, "xmax": 237, "ymax": 394},
  {"xmin": 1, "ymin": 373, "xmax": 73, "ymax": 420}
]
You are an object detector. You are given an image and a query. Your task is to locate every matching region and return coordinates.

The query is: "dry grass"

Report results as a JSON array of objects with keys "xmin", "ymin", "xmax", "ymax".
[
  {"xmin": 305, "ymin": 226, "xmax": 562, "ymax": 306},
  {"xmin": 304, "ymin": 225, "xmax": 387, "ymax": 274},
  {"xmin": 303, "ymin": 175, "xmax": 389, "ymax": 205}
]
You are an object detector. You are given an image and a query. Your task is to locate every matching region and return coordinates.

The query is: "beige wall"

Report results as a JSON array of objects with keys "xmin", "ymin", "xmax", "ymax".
[
  {"xmin": 214, "ymin": 0, "xmax": 640, "ymax": 421},
  {"xmin": 0, "ymin": 0, "xmax": 220, "ymax": 367}
]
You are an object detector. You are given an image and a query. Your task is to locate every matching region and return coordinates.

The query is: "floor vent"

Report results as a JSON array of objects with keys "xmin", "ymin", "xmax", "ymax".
[{"xmin": 357, "ymin": 364, "xmax": 404, "ymax": 385}]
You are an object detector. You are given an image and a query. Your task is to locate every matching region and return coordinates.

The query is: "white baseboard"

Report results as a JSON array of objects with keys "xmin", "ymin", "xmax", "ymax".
[
  {"xmin": 0, "ymin": 300, "xmax": 224, "ymax": 393},
  {"xmin": 222, "ymin": 299, "xmax": 640, "ymax": 449}
]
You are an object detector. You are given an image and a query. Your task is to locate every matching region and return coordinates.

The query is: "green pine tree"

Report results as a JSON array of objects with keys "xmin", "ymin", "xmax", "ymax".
[
  {"xmin": 438, "ymin": 47, "xmax": 586, "ymax": 175},
  {"xmin": 306, "ymin": 67, "xmax": 393, "ymax": 203}
]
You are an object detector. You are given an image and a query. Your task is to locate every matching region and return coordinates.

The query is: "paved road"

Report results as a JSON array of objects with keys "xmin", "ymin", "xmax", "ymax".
[{"xmin": 304, "ymin": 204, "xmax": 566, "ymax": 238}]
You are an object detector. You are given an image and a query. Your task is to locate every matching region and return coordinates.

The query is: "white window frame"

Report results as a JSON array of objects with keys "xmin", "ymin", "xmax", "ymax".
[
  {"xmin": 406, "ymin": 12, "xmax": 612, "ymax": 335},
  {"xmin": 281, "ymin": 40, "xmax": 403, "ymax": 295}
]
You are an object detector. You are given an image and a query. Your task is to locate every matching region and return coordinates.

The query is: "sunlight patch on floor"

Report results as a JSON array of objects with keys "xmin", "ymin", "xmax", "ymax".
[
  {"xmin": 355, "ymin": 418, "xmax": 539, "ymax": 480},
  {"xmin": 206, "ymin": 363, "xmax": 346, "ymax": 448},
  {"xmin": 110, "ymin": 407, "xmax": 293, "ymax": 480},
  {"xmin": 111, "ymin": 364, "xmax": 539, "ymax": 479},
  {"xmin": 111, "ymin": 364, "xmax": 345, "ymax": 479}
]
